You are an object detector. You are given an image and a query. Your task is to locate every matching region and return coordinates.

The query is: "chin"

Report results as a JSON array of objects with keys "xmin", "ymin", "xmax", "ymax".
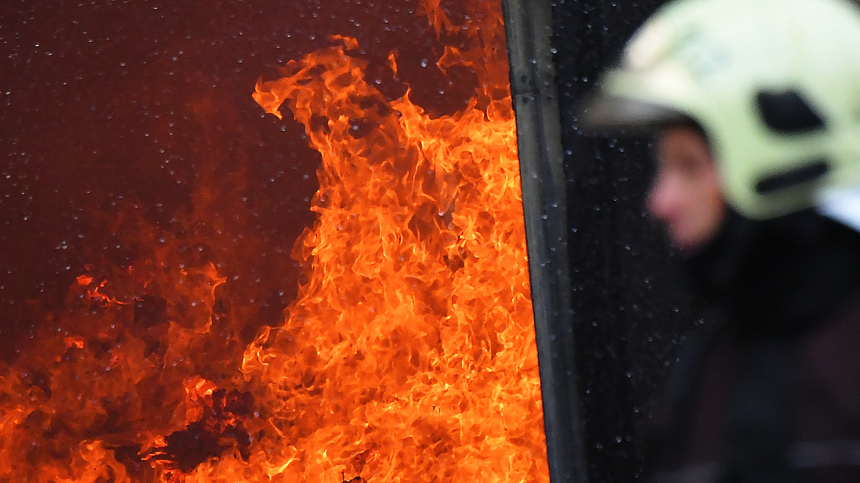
[{"xmin": 667, "ymin": 230, "xmax": 705, "ymax": 254}]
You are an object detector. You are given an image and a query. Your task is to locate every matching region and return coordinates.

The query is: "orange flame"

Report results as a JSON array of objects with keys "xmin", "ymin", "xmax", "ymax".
[
  {"xmin": 235, "ymin": 2, "xmax": 547, "ymax": 479},
  {"xmin": 0, "ymin": 0, "xmax": 547, "ymax": 481}
]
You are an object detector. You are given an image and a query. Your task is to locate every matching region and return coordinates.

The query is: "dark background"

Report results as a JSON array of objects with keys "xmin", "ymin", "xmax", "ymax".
[
  {"xmin": 0, "ymin": 0, "xmax": 480, "ymax": 363},
  {"xmin": 551, "ymin": 1, "xmax": 702, "ymax": 481}
]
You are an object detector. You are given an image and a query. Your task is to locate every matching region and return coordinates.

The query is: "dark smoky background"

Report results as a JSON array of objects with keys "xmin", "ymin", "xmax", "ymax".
[{"xmin": 0, "ymin": 0, "xmax": 483, "ymax": 363}]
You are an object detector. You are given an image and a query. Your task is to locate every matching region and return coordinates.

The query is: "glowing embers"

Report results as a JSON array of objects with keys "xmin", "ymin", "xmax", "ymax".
[
  {"xmin": 0, "ymin": 261, "xmax": 241, "ymax": 481},
  {"xmin": 143, "ymin": 387, "xmax": 254, "ymax": 473}
]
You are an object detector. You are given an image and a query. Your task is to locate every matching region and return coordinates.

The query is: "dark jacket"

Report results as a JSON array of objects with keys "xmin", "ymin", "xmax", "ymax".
[{"xmin": 646, "ymin": 211, "xmax": 860, "ymax": 483}]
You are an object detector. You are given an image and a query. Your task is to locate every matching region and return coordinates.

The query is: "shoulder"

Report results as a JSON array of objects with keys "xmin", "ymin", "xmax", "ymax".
[
  {"xmin": 803, "ymin": 291, "xmax": 860, "ymax": 378},
  {"xmin": 798, "ymin": 292, "xmax": 860, "ymax": 438}
]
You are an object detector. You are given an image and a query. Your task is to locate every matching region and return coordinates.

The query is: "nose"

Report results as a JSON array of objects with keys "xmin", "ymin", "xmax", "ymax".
[{"xmin": 646, "ymin": 172, "xmax": 680, "ymax": 224}]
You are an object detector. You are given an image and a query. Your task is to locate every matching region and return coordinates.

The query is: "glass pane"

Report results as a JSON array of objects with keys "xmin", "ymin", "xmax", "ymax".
[{"xmin": 0, "ymin": 0, "xmax": 548, "ymax": 480}]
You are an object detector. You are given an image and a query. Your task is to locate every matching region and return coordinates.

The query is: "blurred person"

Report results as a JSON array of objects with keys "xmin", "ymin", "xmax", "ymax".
[{"xmin": 579, "ymin": 0, "xmax": 860, "ymax": 481}]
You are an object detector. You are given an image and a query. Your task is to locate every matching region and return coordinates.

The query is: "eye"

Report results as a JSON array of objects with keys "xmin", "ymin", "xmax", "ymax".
[
  {"xmin": 661, "ymin": 154, "xmax": 704, "ymax": 180},
  {"xmin": 676, "ymin": 155, "xmax": 702, "ymax": 176}
]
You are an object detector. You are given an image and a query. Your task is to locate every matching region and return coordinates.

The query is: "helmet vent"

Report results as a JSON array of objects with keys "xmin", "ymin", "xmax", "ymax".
[
  {"xmin": 756, "ymin": 90, "xmax": 826, "ymax": 133},
  {"xmin": 755, "ymin": 159, "xmax": 830, "ymax": 194}
]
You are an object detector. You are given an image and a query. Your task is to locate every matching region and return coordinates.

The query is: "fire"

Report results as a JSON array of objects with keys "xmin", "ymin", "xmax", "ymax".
[
  {"xmin": 240, "ymin": 2, "xmax": 547, "ymax": 479},
  {"xmin": 0, "ymin": 0, "xmax": 547, "ymax": 481}
]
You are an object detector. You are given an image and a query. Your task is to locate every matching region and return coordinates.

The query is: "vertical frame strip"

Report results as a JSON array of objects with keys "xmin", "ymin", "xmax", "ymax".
[{"xmin": 501, "ymin": 1, "xmax": 589, "ymax": 482}]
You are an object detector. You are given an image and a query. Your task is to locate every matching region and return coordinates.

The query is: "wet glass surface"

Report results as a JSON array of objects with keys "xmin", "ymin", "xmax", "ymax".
[{"xmin": 551, "ymin": 0, "xmax": 702, "ymax": 481}]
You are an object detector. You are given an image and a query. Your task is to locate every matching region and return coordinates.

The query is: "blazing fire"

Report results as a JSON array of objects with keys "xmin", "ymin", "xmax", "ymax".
[{"xmin": 0, "ymin": 0, "xmax": 547, "ymax": 481}]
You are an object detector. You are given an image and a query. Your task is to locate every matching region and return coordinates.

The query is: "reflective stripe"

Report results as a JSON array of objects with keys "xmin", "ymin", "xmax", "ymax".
[{"xmin": 817, "ymin": 186, "xmax": 860, "ymax": 233}]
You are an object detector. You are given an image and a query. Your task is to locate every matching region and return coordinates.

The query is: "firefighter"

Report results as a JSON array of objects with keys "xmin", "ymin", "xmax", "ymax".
[{"xmin": 580, "ymin": 0, "xmax": 860, "ymax": 480}]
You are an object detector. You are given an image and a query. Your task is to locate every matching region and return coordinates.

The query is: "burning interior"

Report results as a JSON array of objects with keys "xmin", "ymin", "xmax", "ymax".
[{"xmin": 0, "ymin": 0, "xmax": 548, "ymax": 480}]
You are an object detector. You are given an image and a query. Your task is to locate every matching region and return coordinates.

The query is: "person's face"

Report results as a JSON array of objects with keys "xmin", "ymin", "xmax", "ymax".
[{"xmin": 646, "ymin": 126, "xmax": 727, "ymax": 253}]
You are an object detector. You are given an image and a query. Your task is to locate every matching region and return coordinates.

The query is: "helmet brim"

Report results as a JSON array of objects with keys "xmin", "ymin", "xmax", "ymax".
[{"xmin": 577, "ymin": 93, "xmax": 689, "ymax": 136}]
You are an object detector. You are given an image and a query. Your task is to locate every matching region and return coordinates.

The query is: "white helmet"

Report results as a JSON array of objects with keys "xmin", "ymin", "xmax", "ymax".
[{"xmin": 580, "ymin": 0, "xmax": 860, "ymax": 229}]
